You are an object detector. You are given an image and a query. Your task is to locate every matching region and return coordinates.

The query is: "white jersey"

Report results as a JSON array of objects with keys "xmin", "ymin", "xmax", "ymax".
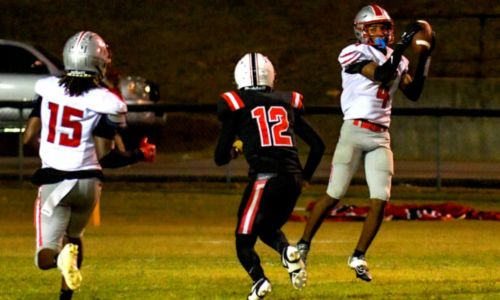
[
  {"xmin": 35, "ymin": 77, "xmax": 127, "ymax": 171},
  {"xmin": 338, "ymin": 43, "xmax": 409, "ymax": 127}
]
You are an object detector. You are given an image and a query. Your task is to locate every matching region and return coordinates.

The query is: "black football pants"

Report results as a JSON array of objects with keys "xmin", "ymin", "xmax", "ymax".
[{"xmin": 235, "ymin": 173, "xmax": 302, "ymax": 282}]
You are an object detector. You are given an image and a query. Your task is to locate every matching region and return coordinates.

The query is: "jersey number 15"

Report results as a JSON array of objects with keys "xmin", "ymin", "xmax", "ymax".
[
  {"xmin": 251, "ymin": 106, "xmax": 293, "ymax": 147},
  {"xmin": 47, "ymin": 102, "xmax": 83, "ymax": 147}
]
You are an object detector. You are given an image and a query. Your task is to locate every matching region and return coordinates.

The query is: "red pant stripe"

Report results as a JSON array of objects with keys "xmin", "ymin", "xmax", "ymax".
[
  {"xmin": 238, "ymin": 179, "xmax": 267, "ymax": 234},
  {"xmin": 34, "ymin": 188, "xmax": 43, "ymax": 247}
]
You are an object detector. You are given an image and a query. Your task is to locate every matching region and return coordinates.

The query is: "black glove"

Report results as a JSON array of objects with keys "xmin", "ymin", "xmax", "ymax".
[{"xmin": 396, "ymin": 22, "xmax": 422, "ymax": 50}]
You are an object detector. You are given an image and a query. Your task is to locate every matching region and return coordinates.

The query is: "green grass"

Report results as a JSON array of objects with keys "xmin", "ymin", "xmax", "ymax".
[{"xmin": 0, "ymin": 182, "xmax": 499, "ymax": 299}]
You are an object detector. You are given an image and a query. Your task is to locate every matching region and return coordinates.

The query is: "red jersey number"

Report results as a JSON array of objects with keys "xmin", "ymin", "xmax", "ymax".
[
  {"xmin": 47, "ymin": 102, "xmax": 83, "ymax": 147},
  {"xmin": 376, "ymin": 86, "xmax": 390, "ymax": 108},
  {"xmin": 251, "ymin": 106, "xmax": 293, "ymax": 147}
]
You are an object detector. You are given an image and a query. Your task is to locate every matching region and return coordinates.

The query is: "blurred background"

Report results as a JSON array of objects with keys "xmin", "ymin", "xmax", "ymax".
[{"xmin": 1, "ymin": 0, "xmax": 499, "ymax": 184}]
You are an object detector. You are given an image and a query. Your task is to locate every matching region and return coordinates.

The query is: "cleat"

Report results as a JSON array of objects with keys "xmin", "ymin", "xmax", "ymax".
[
  {"xmin": 296, "ymin": 242, "xmax": 310, "ymax": 266},
  {"xmin": 348, "ymin": 255, "xmax": 372, "ymax": 282},
  {"xmin": 57, "ymin": 243, "xmax": 82, "ymax": 290},
  {"xmin": 247, "ymin": 278, "xmax": 272, "ymax": 300},
  {"xmin": 281, "ymin": 246, "xmax": 307, "ymax": 289}
]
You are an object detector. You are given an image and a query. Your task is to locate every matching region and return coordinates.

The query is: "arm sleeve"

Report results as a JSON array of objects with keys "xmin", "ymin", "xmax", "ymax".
[
  {"xmin": 214, "ymin": 100, "xmax": 238, "ymax": 166},
  {"xmin": 345, "ymin": 60, "xmax": 371, "ymax": 74},
  {"xmin": 93, "ymin": 115, "xmax": 121, "ymax": 139},
  {"xmin": 99, "ymin": 148, "xmax": 144, "ymax": 168},
  {"xmin": 294, "ymin": 114, "xmax": 325, "ymax": 181},
  {"xmin": 29, "ymin": 95, "xmax": 42, "ymax": 118},
  {"xmin": 402, "ymin": 52, "xmax": 432, "ymax": 101}
]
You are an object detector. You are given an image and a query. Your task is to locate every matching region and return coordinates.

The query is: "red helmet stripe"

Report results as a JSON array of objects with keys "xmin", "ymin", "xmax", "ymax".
[
  {"xmin": 75, "ymin": 31, "xmax": 87, "ymax": 47},
  {"xmin": 371, "ymin": 4, "xmax": 384, "ymax": 16},
  {"xmin": 221, "ymin": 91, "xmax": 245, "ymax": 111}
]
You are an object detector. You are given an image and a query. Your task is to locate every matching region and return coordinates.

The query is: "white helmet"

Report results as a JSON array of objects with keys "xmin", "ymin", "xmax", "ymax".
[
  {"xmin": 353, "ymin": 4, "xmax": 394, "ymax": 46},
  {"xmin": 63, "ymin": 31, "xmax": 111, "ymax": 77},
  {"xmin": 234, "ymin": 53, "xmax": 275, "ymax": 90}
]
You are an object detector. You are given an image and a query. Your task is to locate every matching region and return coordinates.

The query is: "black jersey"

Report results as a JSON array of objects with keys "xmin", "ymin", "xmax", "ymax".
[{"xmin": 214, "ymin": 89, "xmax": 325, "ymax": 180}]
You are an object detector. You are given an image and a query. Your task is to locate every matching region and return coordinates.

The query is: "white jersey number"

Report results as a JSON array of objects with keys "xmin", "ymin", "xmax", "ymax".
[{"xmin": 251, "ymin": 106, "xmax": 293, "ymax": 147}]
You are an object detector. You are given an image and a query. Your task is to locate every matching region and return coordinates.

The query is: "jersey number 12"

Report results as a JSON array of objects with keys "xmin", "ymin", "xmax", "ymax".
[{"xmin": 251, "ymin": 106, "xmax": 293, "ymax": 147}]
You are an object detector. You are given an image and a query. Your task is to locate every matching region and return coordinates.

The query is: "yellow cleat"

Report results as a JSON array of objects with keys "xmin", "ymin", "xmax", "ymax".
[{"xmin": 57, "ymin": 243, "xmax": 82, "ymax": 290}]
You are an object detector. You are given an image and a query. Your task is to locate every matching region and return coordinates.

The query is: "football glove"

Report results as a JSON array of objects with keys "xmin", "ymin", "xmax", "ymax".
[
  {"xmin": 397, "ymin": 22, "xmax": 422, "ymax": 49},
  {"xmin": 139, "ymin": 137, "xmax": 156, "ymax": 162}
]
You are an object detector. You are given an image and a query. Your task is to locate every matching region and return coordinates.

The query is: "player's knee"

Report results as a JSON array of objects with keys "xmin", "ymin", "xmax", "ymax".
[
  {"xmin": 318, "ymin": 194, "xmax": 340, "ymax": 210},
  {"xmin": 371, "ymin": 198, "xmax": 387, "ymax": 209},
  {"xmin": 236, "ymin": 234, "xmax": 257, "ymax": 250}
]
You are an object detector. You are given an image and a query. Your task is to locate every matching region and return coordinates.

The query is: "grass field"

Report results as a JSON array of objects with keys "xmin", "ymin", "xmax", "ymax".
[{"xmin": 0, "ymin": 182, "xmax": 499, "ymax": 299}]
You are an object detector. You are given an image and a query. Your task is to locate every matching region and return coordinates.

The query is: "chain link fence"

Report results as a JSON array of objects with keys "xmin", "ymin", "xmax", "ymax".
[{"xmin": 1, "ymin": 103, "xmax": 500, "ymax": 187}]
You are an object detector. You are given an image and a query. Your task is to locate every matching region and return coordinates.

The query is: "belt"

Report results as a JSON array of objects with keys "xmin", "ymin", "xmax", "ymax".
[{"xmin": 352, "ymin": 119, "xmax": 388, "ymax": 132}]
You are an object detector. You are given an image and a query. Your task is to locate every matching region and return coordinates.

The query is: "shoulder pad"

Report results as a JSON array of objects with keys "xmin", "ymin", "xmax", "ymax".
[
  {"xmin": 339, "ymin": 51, "xmax": 361, "ymax": 67},
  {"xmin": 291, "ymin": 92, "xmax": 303, "ymax": 109},
  {"xmin": 220, "ymin": 91, "xmax": 245, "ymax": 111},
  {"xmin": 338, "ymin": 44, "xmax": 366, "ymax": 68}
]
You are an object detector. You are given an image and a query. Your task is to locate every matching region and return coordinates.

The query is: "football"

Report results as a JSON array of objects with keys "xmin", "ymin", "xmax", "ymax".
[{"xmin": 411, "ymin": 20, "xmax": 433, "ymax": 54}]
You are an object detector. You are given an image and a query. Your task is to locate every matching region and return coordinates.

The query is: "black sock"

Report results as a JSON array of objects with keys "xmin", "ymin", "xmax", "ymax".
[
  {"xmin": 298, "ymin": 238, "xmax": 310, "ymax": 247},
  {"xmin": 248, "ymin": 265, "xmax": 266, "ymax": 283},
  {"xmin": 353, "ymin": 249, "xmax": 365, "ymax": 258},
  {"xmin": 59, "ymin": 289, "xmax": 73, "ymax": 300}
]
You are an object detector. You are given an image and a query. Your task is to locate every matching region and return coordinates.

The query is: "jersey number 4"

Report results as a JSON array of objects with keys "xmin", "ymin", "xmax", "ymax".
[
  {"xmin": 47, "ymin": 102, "xmax": 83, "ymax": 147},
  {"xmin": 377, "ymin": 86, "xmax": 390, "ymax": 108},
  {"xmin": 251, "ymin": 106, "xmax": 293, "ymax": 147}
]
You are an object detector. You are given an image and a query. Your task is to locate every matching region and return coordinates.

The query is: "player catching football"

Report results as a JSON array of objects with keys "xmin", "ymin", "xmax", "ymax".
[
  {"xmin": 23, "ymin": 31, "xmax": 156, "ymax": 300},
  {"xmin": 214, "ymin": 53, "xmax": 325, "ymax": 300},
  {"xmin": 296, "ymin": 4, "xmax": 435, "ymax": 282}
]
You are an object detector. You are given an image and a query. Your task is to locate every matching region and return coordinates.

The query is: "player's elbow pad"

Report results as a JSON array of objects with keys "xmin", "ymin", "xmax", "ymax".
[{"xmin": 311, "ymin": 140, "xmax": 326, "ymax": 158}]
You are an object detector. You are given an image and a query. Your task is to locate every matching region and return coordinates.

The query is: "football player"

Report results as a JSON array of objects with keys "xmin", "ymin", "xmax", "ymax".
[
  {"xmin": 214, "ymin": 53, "xmax": 325, "ymax": 300},
  {"xmin": 296, "ymin": 4, "xmax": 435, "ymax": 282},
  {"xmin": 23, "ymin": 31, "xmax": 156, "ymax": 300}
]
